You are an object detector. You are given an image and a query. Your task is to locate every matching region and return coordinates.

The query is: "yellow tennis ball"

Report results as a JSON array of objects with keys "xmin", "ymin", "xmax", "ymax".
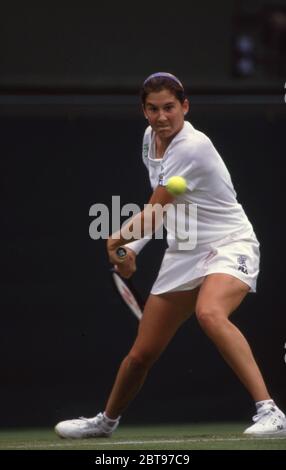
[{"xmin": 166, "ymin": 176, "xmax": 187, "ymax": 196}]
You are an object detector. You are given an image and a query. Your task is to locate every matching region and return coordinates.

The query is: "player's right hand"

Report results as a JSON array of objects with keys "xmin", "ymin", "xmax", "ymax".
[{"xmin": 114, "ymin": 248, "xmax": 136, "ymax": 279}]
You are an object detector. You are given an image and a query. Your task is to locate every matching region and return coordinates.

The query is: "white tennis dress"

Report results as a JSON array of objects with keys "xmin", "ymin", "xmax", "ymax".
[{"xmin": 126, "ymin": 121, "xmax": 260, "ymax": 293}]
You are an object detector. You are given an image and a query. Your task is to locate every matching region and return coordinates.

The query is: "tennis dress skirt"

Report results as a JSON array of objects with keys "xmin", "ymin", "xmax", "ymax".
[{"xmin": 151, "ymin": 228, "xmax": 260, "ymax": 295}]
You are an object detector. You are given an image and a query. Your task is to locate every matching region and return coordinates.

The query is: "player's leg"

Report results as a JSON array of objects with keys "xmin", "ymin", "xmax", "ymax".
[
  {"xmin": 55, "ymin": 287, "xmax": 200, "ymax": 438},
  {"xmin": 105, "ymin": 287, "xmax": 200, "ymax": 419},
  {"xmin": 195, "ymin": 272, "xmax": 269, "ymax": 401},
  {"xmin": 195, "ymin": 273, "xmax": 286, "ymax": 436}
]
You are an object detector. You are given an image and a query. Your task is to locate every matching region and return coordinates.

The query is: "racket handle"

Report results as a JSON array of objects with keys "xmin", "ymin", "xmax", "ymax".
[{"xmin": 116, "ymin": 247, "xmax": 127, "ymax": 260}]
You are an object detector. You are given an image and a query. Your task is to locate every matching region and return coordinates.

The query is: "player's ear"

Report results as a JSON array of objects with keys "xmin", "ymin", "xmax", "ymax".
[
  {"xmin": 142, "ymin": 104, "xmax": 148, "ymax": 119},
  {"xmin": 183, "ymin": 98, "xmax": 189, "ymax": 116}
]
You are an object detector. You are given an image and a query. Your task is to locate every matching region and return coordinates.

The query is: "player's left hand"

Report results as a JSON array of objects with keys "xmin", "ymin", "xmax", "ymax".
[
  {"xmin": 107, "ymin": 240, "xmax": 137, "ymax": 278},
  {"xmin": 114, "ymin": 248, "xmax": 137, "ymax": 279}
]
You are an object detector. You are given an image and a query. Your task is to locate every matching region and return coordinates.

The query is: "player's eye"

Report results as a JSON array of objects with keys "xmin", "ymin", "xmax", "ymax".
[{"xmin": 164, "ymin": 105, "xmax": 174, "ymax": 111}]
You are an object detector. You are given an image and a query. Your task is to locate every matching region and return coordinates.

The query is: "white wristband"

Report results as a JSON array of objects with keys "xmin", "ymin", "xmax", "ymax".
[{"xmin": 125, "ymin": 237, "xmax": 151, "ymax": 255}]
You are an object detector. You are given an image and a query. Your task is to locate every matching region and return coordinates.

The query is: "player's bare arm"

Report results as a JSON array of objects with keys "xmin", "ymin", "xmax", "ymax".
[{"xmin": 107, "ymin": 186, "xmax": 174, "ymax": 265}]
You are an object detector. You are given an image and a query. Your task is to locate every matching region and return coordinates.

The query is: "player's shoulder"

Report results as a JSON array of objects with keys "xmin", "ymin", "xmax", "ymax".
[
  {"xmin": 174, "ymin": 122, "xmax": 213, "ymax": 159},
  {"xmin": 142, "ymin": 126, "xmax": 152, "ymax": 165},
  {"xmin": 143, "ymin": 125, "xmax": 152, "ymax": 141},
  {"xmin": 185, "ymin": 123, "xmax": 212, "ymax": 149}
]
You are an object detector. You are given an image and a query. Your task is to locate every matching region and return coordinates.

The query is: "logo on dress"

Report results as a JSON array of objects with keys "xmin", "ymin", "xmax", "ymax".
[
  {"xmin": 143, "ymin": 144, "xmax": 149, "ymax": 160},
  {"xmin": 237, "ymin": 255, "xmax": 248, "ymax": 274}
]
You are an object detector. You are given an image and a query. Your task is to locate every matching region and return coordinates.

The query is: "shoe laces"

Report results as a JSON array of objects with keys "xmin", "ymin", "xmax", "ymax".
[
  {"xmin": 78, "ymin": 413, "xmax": 103, "ymax": 425},
  {"xmin": 253, "ymin": 406, "xmax": 280, "ymax": 424},
  {"xmin": 78, "ymin": 413, "xmax": 116, "ymax": 430}
]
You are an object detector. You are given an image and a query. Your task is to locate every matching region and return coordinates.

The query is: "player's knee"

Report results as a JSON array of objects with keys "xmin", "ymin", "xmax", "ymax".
[
  {"xmin": 196, "ymin": 305, "xmax": 225, "ymax": 331},
  {"xmin": 127, "ymin": 349, "xmax": 157, "ymax": 371}
]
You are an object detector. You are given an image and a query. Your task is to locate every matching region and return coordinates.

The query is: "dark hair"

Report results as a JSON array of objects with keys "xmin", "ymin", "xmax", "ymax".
[{"xmin": 140, "ymin": 72, "xmax": 186, "ymax": 106}]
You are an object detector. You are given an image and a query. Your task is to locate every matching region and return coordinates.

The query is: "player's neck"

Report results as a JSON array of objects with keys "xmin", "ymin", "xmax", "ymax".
[{"xmin": 155, "ymin": 135, "xmax": 172, "ymax": 159}]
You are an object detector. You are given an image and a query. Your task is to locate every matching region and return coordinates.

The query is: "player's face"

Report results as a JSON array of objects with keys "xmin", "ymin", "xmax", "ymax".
[{"xmin": 143, "ymin": 89, "xmax": 189, "ymax": 142}]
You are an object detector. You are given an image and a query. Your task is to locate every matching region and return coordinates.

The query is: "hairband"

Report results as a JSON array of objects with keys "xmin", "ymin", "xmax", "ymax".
[{"xmin": 143, "ymin": 72, "xmax": 184, "ymax": 89}]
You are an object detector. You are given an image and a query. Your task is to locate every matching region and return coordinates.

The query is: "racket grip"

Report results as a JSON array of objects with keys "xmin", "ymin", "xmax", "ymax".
[{"xmin": 116, "ymin": 247, "xmax": 127, "ymax": 260}]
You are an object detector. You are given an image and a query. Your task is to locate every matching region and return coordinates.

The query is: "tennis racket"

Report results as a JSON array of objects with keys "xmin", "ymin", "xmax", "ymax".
[{"xmin": 110, "ymin": 247, "xmax": 144, "ymax": 320}]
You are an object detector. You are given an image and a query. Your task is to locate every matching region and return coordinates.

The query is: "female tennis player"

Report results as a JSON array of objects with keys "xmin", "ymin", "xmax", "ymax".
[{"xmin": 55, "ymin": 72, "xmax": 286, "ymax": 438}]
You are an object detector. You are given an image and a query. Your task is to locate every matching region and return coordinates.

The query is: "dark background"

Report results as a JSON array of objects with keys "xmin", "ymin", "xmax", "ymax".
[{"xmin": 0, "ymin": 0, "xmax": 285, "ymax": 427}]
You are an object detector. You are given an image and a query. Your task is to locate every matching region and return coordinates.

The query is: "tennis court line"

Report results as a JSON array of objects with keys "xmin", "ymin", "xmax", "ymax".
[{"xmin": 3, "ymin": 436, "xmax": 286, "ymax": 449}]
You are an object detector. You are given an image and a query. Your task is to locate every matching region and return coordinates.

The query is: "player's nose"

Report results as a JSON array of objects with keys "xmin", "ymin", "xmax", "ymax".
[{"xmin": 157, "ymin": 110, "xmax": 167, "ymax": 121}]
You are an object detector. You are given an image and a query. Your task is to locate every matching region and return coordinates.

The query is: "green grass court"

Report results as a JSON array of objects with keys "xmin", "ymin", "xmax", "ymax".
[{"xmin": 0, "ymin": 423, "xmax": 285, "ymax": 450}]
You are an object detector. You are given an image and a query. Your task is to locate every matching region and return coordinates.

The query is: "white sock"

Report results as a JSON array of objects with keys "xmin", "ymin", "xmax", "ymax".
[
  {"xmin": 255, "ymin": 399, "xmax": 275, "ymax": 412},
  {"xmin": 103, "ymin": 412, "xmax": 120, "ymax": 424}
]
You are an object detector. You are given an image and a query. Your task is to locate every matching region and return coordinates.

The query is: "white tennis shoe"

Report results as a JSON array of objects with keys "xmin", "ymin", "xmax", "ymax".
[
  {"xmin": 55, "ymin": 412, "xmax": 119, "ymax": 439},
  {"xmin": 244, "ymin": 403, "xmax": 286, "ymax": 437}
]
